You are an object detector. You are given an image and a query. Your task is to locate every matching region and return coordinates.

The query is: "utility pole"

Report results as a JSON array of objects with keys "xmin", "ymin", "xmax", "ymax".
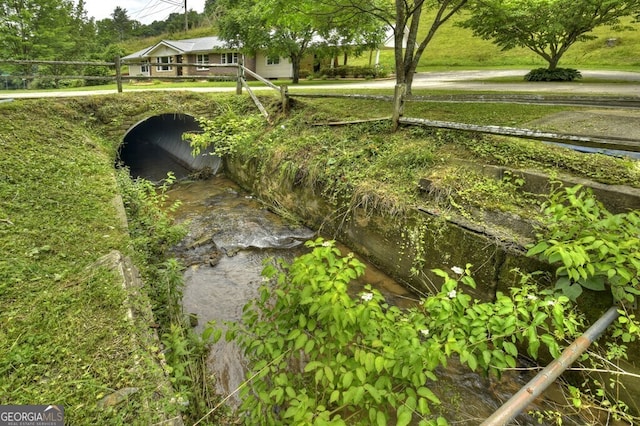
[{"xmin": 184, "ymin": 0, "xmax": 188, "ymax": 31}]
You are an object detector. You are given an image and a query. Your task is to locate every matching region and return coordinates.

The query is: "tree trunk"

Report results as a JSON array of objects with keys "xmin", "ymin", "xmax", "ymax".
[
  {"xmin": 548, "ymin": 56, "xmax": 560, "ymax": 70},
  {"xmin": 394, "ymin": 0, "xmax": 408, "ymax": 86},
  {"xmin": 404, "ymin": 66, "xmax": 416, "ymax": 95},
  {"xmin": 291, "ymin": 55, "xmax": 300, "ymax": 84}
]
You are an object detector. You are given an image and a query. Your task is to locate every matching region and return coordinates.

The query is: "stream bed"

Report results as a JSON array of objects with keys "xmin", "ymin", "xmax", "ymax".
[{"xmin": 162, "ymin": 175, "xmax": 594, "ymax": 425}]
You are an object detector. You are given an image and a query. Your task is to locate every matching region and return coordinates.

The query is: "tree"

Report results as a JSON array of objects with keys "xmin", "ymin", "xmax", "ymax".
[
  {"xmin": 215, "ymin": 0, "xmax": 384, "ymax": 84},
  {"xmin": 110, "ymin": 7, "xmax": 137, "ymax": 41},
  {"xmin": 309, "ymin": 0, "xmax": 468, "ymax": 93},
  {"xmin": 463, "ymin": 0, "xmax": 640, "ymax": 71},
  {"xmin": 0, "ymin": 0, "xmax": 75, "ymax": 60},
  {"xmin": 0, "ymin": 0, "xmax": 97, "ymax": 87},
  {"xmin": 215, "ymin": 0, "xmax": 320, "ymax": 84}
]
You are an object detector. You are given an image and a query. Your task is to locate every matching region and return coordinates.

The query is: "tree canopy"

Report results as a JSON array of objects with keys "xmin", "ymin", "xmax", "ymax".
[
  {"xmin": 1, "ymin": 0, "xmax": 78, "ymax": 60},
  {"xmin": 463, "ymin": 0, "xmax": 640, "ymax": 70},
  {"xmin": 308, "ymin": 0, "xmax": 469, "ymax": 93},
  {"xmin": 214, "ymin": 0, "xmax": 385, "ymax": 83}
]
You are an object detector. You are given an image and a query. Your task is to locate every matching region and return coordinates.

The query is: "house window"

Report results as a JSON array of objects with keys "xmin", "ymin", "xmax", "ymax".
[
  {"xmin": 266, "ymin": 56, "xmax": 280, "ymax": 66},
  {"xmin": 141, "ymin": 60, "xmax": 150, "ymax": 73},
  {"xmin": 156, "ymin": 56, "xmax": 173, "ymax": 71},
  {"xmin": 196, "ymin": 54, "xmax": 210, "ymax": 70},
  {"xmin": 221, "ymin": 52, "xmax": 239, "ymax": 64}
]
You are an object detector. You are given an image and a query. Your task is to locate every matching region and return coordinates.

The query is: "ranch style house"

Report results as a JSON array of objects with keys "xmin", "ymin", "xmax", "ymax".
[{"xmin": 122, "ymin": 36, "xmax": 311, "ymax": 80}]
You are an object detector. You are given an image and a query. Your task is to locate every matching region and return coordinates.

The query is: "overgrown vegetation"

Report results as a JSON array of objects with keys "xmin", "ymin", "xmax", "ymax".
[
  {"xmin": 528, "ymin": 184, "xmax": 640, "ymax": 303},
  {"xmin": 219, "ymin": 95, "xmax": 639, "ymax": 224},
  {"xmin": 187, "ymin": 92, "xmax": 640, "ymax": 421},
  {"xmin": 2, "ymin": 91, "xmax": 639, "ymax": 424},
  {"xmin": 221, "ymin": 237, "xmax": 639, "ymax": 424}
]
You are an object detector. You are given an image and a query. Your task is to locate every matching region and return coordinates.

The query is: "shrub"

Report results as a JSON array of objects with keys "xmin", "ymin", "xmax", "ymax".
[
  {"xmin": 527, "ymin": 183, "xmax": 640, "ymax": 303},
  {"xmin": 83, "ymin": 64, "xmax": 112, "ymax": 86},
  {"xmin": 524, "ymin": 68, "xmax": 582, "ymax": 82},
  {"xmin": 316, "ymin": 65, "xmax": 384, "ymax": 79},
  {"xmin": 299, "ymin": 70, "xmax": 311, "ymax": 79},
  {"xmin": 224, "ymin": 238, "xmax": 585, "ymax": 425}
]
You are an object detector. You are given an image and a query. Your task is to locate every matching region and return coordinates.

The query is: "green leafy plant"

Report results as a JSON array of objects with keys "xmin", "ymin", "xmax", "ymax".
[
  {"xmin": 116, "ymin": 171, "xmax": 186, "ymax": 260},
  {"xmin": 527, "ymin": 184, "xmax": 640, "ymax": 302},
  {"xmin": 524, "ymin": 68, "xmax": 582, "ymax": 82},
  {"xmin": 183, "ymin": 109, "xmax": 264, "ymax": 157},
  {"xmin": 224, "ymin": 238, "xmax": 582, "ymax": 425}
]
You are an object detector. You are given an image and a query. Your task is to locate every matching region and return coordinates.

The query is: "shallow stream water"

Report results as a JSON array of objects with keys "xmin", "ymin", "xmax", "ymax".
[{"xmin": 165, "ymin": 175, "xmax": 591, "ymax": 425}]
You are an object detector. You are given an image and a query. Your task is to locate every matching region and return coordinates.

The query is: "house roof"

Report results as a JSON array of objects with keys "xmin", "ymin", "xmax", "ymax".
[
  {"xmin": 122, "ymin": 36, "xmax": 229, "ymax": 60},
  {"xmin": 122, "ymin": 30, "xmax": 405, "ymax": 62}
]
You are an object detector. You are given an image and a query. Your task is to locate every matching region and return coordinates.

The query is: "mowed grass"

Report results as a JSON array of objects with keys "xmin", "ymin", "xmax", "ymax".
[
  {"xmin": 352, "ymin": 13, "xmax": 640, "ymax": 71},
  {"xmin": 0, "ymin": 100, "xmax": 174, "ymax": 424}
]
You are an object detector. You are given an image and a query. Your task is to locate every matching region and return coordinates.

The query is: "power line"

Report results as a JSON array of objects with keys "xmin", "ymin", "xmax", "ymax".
[
  {"xmin": 158, "ymin": 0, "xmax": 183, "ymax": 6},
  {"xmin": 136, "ymin": 0, "xmax": 179, "ymax": 20}
]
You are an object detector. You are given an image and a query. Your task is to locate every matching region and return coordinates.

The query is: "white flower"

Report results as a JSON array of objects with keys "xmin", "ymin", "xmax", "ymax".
[
  {"xmin": 547, "ymin": 300, "xmax": 556, "ymax": 306},
  {"xmin": 447, "ymin": 289, "xmax": 457, "ymax": 299},
  {"xmin": 281, "ymin": 125, "xmax": 286, "ymax": 130},
  {"xmin": 420, "ymin": 329, "xmax": 429, "ymax": 337},
  {"xmin": 361, "ymin": 292, "xmax": 373, "ymax": 302},
  {"xmin": 451, "ymin": 266, "xmax": 464, "ymax": 275},
  {"xmin": 322, "ymin": 240, "xmax": 332, "ymax": 247},
  {"xmin": 526, "ymin": 294, "xmax": 538, "ymax": 301}
]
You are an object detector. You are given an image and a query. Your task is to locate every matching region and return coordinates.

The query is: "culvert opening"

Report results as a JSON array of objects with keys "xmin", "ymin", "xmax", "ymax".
[{"xmin": 117, "ymin": 113, "xmax": 220, "ymax": 182}]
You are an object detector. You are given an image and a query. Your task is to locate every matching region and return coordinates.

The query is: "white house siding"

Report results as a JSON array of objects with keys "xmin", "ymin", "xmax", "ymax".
[
  {"xmin": 127, "ymin": 64, "xmax": 144, "ymax": 76},
  {"xmin": 254, "ymin": 53, "xmax": 293, "ymax": 79},
  {"xmin": 150, "ymin": 45, "xmax": 180, "ymax": 57}
]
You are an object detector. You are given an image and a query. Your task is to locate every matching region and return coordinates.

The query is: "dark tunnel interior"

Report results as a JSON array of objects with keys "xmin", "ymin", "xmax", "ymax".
[{"xmin": 118, "ymin": 113, "xmax": 203, "ymax": 182}]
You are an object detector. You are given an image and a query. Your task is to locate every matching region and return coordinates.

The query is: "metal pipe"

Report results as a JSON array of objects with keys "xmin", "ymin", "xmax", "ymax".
[{"xmin": 481, "ymin": 305, "xmax": 620, "ymax": 426}]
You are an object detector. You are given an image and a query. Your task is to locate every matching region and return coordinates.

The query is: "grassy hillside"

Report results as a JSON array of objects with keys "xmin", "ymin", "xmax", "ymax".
[
  {"xmin": 126, "ymin": 11, "xmax": 639, "ymax": 71},
  {"xmin": 363, "ymin": 14, "xmax": 640, "ymax": 71}
]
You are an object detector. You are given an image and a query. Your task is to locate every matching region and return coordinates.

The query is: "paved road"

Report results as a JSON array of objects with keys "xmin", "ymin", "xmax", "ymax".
[
  {"xmin": 1, "ymin": 70, "xmax": 639, "ymax": 99},
  {"xmin": 294, "ymin": 70, "xmax": 640, "ymax": 96}
]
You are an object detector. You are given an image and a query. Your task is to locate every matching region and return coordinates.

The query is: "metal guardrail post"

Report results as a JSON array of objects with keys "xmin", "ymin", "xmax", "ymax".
[{"xmin": 481, "ymin": 305, "xmax": 620, "ymax": 426}]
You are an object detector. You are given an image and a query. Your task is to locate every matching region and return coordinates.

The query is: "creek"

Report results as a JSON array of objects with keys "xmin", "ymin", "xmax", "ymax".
[{"xmin": 164, "ymin": 175, "xmax": 587, "ymax": 425}]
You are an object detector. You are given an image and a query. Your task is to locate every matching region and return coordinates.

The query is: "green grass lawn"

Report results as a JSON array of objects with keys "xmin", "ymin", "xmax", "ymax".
[
  {"xmin": 352, "ymin": 13, "xmax": 640, "ymax": 71},
  {"xmin": 0, "ymin": 99, "xmax": 177, "ymax": 424}
]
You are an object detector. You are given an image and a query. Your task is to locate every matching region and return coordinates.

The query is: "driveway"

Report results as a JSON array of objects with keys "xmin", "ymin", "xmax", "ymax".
[{"xmin": 2, "ymin": 70, "xmax": 640, "ymax": 99}]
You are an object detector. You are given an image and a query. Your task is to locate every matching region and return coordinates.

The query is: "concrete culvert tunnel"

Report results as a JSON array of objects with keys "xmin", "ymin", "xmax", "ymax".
[{"xmin": 118, "ymin": 113, "xmax": 221, "ymax": 182}]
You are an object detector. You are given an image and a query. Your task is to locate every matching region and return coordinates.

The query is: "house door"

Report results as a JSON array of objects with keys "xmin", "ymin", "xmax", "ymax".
[{"xmin": 176, "ymin": 55, "xmax": 183, "ymax": 76}]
